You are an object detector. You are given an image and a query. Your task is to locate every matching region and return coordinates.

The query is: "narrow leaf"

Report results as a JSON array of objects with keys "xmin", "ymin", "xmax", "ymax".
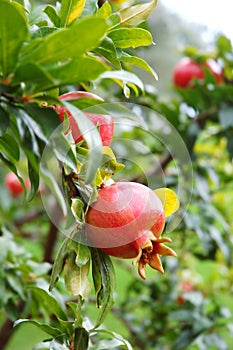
[
  {"xmin": 14, "ymin": 319, "xmax": 63, "ymax": 338},
  {"xmin": 108, "ymin": 28, "xmax": 153, "ymax": 48},
  {"xmin": 0, "ymin": 0, "xmax": 29, "ymax": 78},
  {"xmin": 0, "ymin": 133, "xmax": 20, "ymax": 162},
  {"xmin": 0, "ymin": 106, "xmax": 10, "ymax": 135},
  {"xmin": 49, "ymin": 237, "xmax": 72, "ymax": 291},
  {"xmin": 44, "ymin": 5, "xmax": 60, "ymax": 27},
  {"xmin": 60, "ymin": 0, "xmax": 87, "ymax": 27},
  {"xmin": 62, "ymin": 102, "xmax": 103, "ymax": 184},
  {"xmin": 29, "ymin": 286, "xmax": 68, "ymax": 321},
  {"xmin": 91, "ymin": 248, "xmax": 115, "ymax": 328}
]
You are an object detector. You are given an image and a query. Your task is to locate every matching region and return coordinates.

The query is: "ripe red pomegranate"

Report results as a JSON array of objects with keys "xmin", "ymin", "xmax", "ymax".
[
  {"xmin": 5, "ymin": 172, "xmax": 30, "ymax": 197},
  {"xmin": 172, "ymin": 57, "xmax": 222, "ymax": 88},
  {"xmin": 85, "ymin": 181, "xmax": 176, "ymax": 279},
  {"xmin": 55, "ymin": 91, "xmax": 114, "ymax": 146}
]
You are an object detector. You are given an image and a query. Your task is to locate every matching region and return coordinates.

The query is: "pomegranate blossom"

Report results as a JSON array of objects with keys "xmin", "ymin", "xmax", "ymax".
[{"xmin": 85, "ymin": 182, "xmax": 178, "ymax": 279}]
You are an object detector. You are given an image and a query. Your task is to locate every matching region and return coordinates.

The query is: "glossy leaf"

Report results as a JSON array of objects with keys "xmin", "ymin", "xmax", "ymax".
[
  {"xmin": 43, "ymin": 5, "xmax": 60, "ymax": 27},
  {"xmin": 154, "ymin": 188, "xmax": 180, "ymax": 217},
  {"xmin": 29, "ymin": 286, "xmax": 68, "ymax": 321},
  {"xmin": 60, "ymin": 0, "xmax": 87, "ymax": 27},
  {"xmin": 120, "ymin": 53, "xmax": 158, "ymax": 80},
  {"xmin": 91, "ymin": 248, "xmax": 115, "ymax": 328},
  {"xmin": 49, "ymin": 237, "xmax": 72, "ymax": 291},
  {"xmin": 0, "ymin": 133, "xmax": 20, "ymax": 162},
  {"xmin": 20, "ymin": 17, "xmax": 108, "ymax": 66},
  {"xmin": 62, "ymin": 102, "xmax": 103, "ymax": 184},
  {"xmin": 108, "ymin": 28, "xmax": 153, "ymax": 48},
  {"xmin": 99, "ymin": 70, "xmax": 144, "ymax": 92},
  {"xmin": 0, "ymin": 0, "xmax": 28, "ymax": 78},
  {"xmin": 118, "ymin": 0, "xmax": 157, "ymax": 27}
]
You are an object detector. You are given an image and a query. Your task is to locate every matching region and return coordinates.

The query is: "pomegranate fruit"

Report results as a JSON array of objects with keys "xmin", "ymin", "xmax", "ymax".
[
  {"xmin": 55, "ymin": 91, "xmax": 114, "ymax": 146},
  {"xmin": 85, "ymin": 181, "xmax": 177, "ymax": 279},
  {"xmin": 173, "ymin": 57, "xmax": 222, "ymax": 88},
  {"xmin": 5, "ymin": 172, "xmax": 30, "ymax": 197}
]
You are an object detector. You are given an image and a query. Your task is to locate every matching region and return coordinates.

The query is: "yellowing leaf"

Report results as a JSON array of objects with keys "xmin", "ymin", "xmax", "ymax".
[
  {"xmin": 60, "ymin": 0, "xmax": 87, "ymax": 27},
  {"xmin": 154, "ymin": 188, "xmax": 180, "ymax": 217},
  {"xmin": 102, "ymin": 146, "xmax": 116, "ymax": 159}
]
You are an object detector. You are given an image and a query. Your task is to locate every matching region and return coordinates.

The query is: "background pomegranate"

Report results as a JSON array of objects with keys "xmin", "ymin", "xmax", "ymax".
[
  {"xmin": 85, "ymin": 182, "xmax": 178, "ymax": 279},
  {"xmin": 55, "ymin": 91, "xmax": 114, "ymax": 146},
  {"xmin": 172, "ymin": 57, "xmax": 222, "ymax": 88},
  {"xmin": 5, "ymin": 172, "xmax": 30, "ymax": 197}
]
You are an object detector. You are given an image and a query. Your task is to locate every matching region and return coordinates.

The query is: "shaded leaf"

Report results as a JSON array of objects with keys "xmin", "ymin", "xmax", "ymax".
[
  {"xmin": 0, "ymin": 106, "xmax": 10, "ymax": 135},
  {"xmin": 74, "ymin": 327, "xmax": 89, "ymax": 350},
  {"xmin": 0, "ymin": 133, "xmax": 20, "ymax": 162},
  {"xmin": 99, "ymin": 70, "xmax": 144, "ymax": 92},
  {"xmin": 91, "ymin": 248, "xmax": 115, "ymax": 328}
]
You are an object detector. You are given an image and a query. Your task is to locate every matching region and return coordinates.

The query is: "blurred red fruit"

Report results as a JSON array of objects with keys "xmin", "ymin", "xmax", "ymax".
[
  {"xmin": 173, "ymin": 57, "xmax": 222, "ymax": 88},
  {"xmin": 5, "ymin": 172, "xmax": 30, "ymax": 197}
]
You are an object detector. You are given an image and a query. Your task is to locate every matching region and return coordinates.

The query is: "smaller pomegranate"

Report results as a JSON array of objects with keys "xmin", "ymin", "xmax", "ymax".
[
  {"xmin": 5, "ymin": 172, "xmax": 30, "ymax": 197},
  {"xmin": 173, "ymin": 57, "xmax": 222, "ymax": 88},
  {"xmin": 54, "ymin": 91, "xmax": 114, "ymax": 146},
  {"xmin": 85, "ymin": 182, "xmax": 178, "ymax": 279}
]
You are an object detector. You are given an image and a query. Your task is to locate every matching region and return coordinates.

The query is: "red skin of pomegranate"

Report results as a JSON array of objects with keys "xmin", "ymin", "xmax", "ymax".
[
  {"xmin": 55, "ymin": 91, "xmax": 114, "ymax": 146},
  {"xmin": 85, "ymin": 182, "xmax": 176, "ymax": 279},
  {"xmin": 173, "ymin": 57, "xmax": 222, "ymax": 88},
  {"xmin": 5, "ymin": 172, "xmax": 30, "ymax": 197}
]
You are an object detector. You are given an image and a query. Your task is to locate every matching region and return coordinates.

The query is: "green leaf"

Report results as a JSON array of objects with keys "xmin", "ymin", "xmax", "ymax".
[
  {"xmin": 98, "ymin": 70, "xmax": 144, "ymax": 92},
  {"xmin": 14, "ymin": 319, "xmax": 63, "ymax": 338},
  {"xmin": 12, "ymin": 62, "xmax": 54, "ymax": 92},
  {"xmin": 52, "ymin": 132, "xmax": 77, "ymax": 172},
  {"xmin": 49, "ymin": 57, "xmax": 106, "ymax": 87},
  {"xmin": 108, "ymin": 28, "xmax": 153, "ymax": 48},
  {"xmin": 60, "ymin": 0, "xmax": 87, "ymax": 27},
  {"xmin": 64, "ymin": 251, "xmax": 90, "ymax": 297},
  {"xmin": 0, "ymin": 153, "xmax": 26, "ymax": 193},
  {"xmin": 44, "ymin": 5, "xmax": 60, "ymax": 27},
  {"xmin": 120, "ymin": 53, "xmax": 158, "ymax": 80},
  {"xmin": 20, "ymin": 17, "xmax": 108, "ymax": 66},
  {"xmin": 0, "ymin": 106, "xmax": 10, "ymax": 135},
  {"xmin": 49, "ymin": 237, "xmax": 72, "ymax": 291},
  {"xmin": 95, "ymin": 37, "xmax": 121, "ymax": 69},
  {"xmin": 0, "ymin": 0, "xmax": 29, "ymax": 78},
  {"xmin": 29, "ymin": 286, "xmax": 68, "ymax": 321},
  {"xmin": 74, "ymin": 327, "xmax": 89, "ymax": 350},
  {"xmin": 62, "ymin": 102, "xmax": 103, "ymax": 184},
  {"xmin": 80, "ymin": 0, "xmax": 98, "ymax": 18},
  {"xmin": 27, "ymin": 158, "xmax": 39, "ymax": 201},
  {"xmin": 117, "ymin": 0, "xmax": 157, "ymax": 27},
  {"xmin": 91, "ymin": 248, "xmax": 115, "ymax": 328},
  {"xmin": 0, "ymin": 133, "xmax": 20, "ymax": 162},
  {"xmin": 23, "ymin": 103, "xmax": 60, "ymax": 138},
  {"xmin": 72, "ymin": 242, "xmax": 90, "ymax": 267}
]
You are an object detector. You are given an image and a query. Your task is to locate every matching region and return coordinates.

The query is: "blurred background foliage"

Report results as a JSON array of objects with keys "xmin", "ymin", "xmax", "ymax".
[{"xmin": 1, "ymin": 0, "xmax": 233, "ymax": 349}]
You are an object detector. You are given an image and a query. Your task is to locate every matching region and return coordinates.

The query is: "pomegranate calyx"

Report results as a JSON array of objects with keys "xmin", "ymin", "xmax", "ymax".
[{"xmin": 135, "ymin": 236, "xmax": 177, "ymax": 280}]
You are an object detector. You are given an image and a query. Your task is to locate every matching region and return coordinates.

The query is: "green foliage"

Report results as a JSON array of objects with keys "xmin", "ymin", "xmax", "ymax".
[{"xmin": 1, "ymin": 0, "xmax": 233, "ymax": 349}]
